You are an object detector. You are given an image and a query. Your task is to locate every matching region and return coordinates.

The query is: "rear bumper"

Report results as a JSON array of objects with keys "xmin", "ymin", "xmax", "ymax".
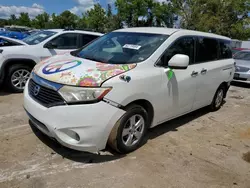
[{"xmin": 24, "ymin": 81, "xmax": 126, "ymax": 152}]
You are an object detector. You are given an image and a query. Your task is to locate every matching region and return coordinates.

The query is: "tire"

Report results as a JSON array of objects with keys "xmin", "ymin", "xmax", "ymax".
[
  {"xmin": 6, "ymin": 64, "xmax": 32, "ymax": 93},
  {"xmin": 108, "ymin": 104, "xmax": 149, "ymax": 154},
  {"xmin": 210, "ymin": 86, "xmax": 225, "ymax": 111}
]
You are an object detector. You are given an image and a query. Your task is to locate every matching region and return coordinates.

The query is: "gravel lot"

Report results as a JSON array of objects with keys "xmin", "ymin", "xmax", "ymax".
[{"xmin": 0, "ymin": 82, "xmax": 250, "ymax": 188}]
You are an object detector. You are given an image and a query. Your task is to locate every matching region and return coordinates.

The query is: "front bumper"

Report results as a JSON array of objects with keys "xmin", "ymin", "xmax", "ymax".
[
  {"xmin": 233, "ymin": 72, "xmax": 250, "ymax": 82},
  {"xmin": 24, "ymin": 81, "xmax": 125, "ymax": 152}
]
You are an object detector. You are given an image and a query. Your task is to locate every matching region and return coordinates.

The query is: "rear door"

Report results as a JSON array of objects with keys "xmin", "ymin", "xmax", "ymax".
[{"xmin": 192, "ymin": 38, "xmax": 233, "ymax": 110}]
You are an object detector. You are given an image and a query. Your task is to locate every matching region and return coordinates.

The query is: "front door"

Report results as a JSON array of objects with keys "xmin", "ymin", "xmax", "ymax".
[{"xmin": 157, "ymin": 37, "xmax": 199, "ymax": 123}]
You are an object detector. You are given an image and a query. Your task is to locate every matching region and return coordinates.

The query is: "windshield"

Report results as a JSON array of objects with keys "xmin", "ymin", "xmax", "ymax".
[
  {"xmin": 22, "ymin": 31, "xmax": 57, "ymax": 45},
  {"xmin": 234, "ymin": 51, "xmax": 250, "ymax": 61},
  {"xmin": 75, "ymin": 32, "xmax": 168, "ymax": 64}
]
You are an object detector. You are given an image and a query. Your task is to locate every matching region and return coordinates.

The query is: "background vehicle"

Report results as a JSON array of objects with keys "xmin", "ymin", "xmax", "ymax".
[
  {"xmin": 233, "ymin": 50, "xmax": 250, "ymax": 82},
  {"xmin": 0, "ymin": 29, "xmax": 102, "ymax": 92},
  {"xmin": 0, "ymin": 36, "xmax": 27, "ymax": 47},
  {"xmin": 24, "ymin": 28, "xmax": 234, "ymax": 154},
  {"xmin": 232, "ymin": 48, "xmax": 250, "ymax": 55},
  {"xmin": 0, "ymin": 30, "xmax": 29, "ymax": 40}
]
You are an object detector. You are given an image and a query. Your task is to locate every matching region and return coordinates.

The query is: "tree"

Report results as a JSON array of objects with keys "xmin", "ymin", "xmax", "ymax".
[
  {"xmin": 0, "ymin": 19, "xmax": 8, "ymax": 27},
  {"xmin": 151, "ymin": 1, "xmax": 176, "ymax": 27},
  {"xmin": 105, "ymin": 4, "xmax": 123, "ymax": 32},
  {"xmin": 17, "ymin": 13, "xmax": 31, "ymax": 27},
  {"xmin": 172, "ymin": 0, "xmax": 250, "ymax": 40},
  {"xmin": 86, "ymin": 4, "xmax": 107, "ymax": 32},
  {"xmin": 9, "ymin": 14, "xmax": 17, "ymax": 25},
  {"xmin": 116, "ymin": 0, "xmax": 148, "ymax": 27},
  {"xmin": 78, "ymin": 13, "xmax": 89, "ymax": 29},
  {"xmin": 32, "ymin": 12, "xmax": 50, "ymax": 29},
  {"xmin": 115, "ymin": 0, "xmax": 176, "ymax": 27},
  {"xmin": 107, "ymin": 4, "xmax": 112, "ymax": 18},
  {"xmin": 54, "ymin": 11, "xmax": 78, "ymax": 29}
]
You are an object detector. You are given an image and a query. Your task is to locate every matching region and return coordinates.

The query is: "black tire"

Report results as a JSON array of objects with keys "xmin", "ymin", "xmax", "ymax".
[
  {"xmin": 210, "ymin": 85, "xmax": 225, "ymax": 111},
  {"xmin": 6, "ymin": 64, "xmax": 32, "ymax": 93},
  {"xmin": 108, "ymin": 104, "xmax": 149, "ymax": 154}
]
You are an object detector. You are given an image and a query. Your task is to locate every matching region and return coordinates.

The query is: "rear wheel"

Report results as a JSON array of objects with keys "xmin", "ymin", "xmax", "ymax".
[
  {"xmin": 210, "ymin": 86, "xmax": 225, "ymax": 111},
  {"xmin": 108, "ymin": 104, "xmax": 148, "ymax": 154},
  {"xmin": 6, "ymin": 64, "xmax": 32, "ymax": 93}
]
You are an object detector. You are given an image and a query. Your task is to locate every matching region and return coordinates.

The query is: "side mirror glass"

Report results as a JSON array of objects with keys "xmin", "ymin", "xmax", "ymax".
[
  {"xmin": 44, "ymin": 42, "xmax": 57, "ymax": 49},
  {"xmin": 168, "ymin": 54, "xmax": 189, "ymax": 69}
]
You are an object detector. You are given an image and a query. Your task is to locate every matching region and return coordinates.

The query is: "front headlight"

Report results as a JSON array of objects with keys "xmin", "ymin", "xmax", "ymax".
[{"xmin": 58, "ymin": 86, "xmax": 112, "ymax": 103}]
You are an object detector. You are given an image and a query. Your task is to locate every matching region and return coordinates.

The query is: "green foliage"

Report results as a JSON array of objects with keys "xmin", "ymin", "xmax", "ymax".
[
  {"xmin": 0, "ymin": 0, "xmax": 249, "ymax": 40},
  {"xmin": 105, "ymin": 4, "xmax": 123, "ymax": 32},
  {"xmin": 53, "ymin": 11, "xmax": 78, "ymax": 29},
  {"xmin": 115, "ymin": 0, "xmax": 175, "ymax": 27},
  {"xmin": 0, "ymin": 19, "xmax": 8, "ymax": 27},
  {"xmin": 31, "ymin": 12, "xmax": 50, "ymax": 29},
  {"xmin": 9, "ymin": 14, "xmax": 17, "ymax": 25},
  {"xmin": 85, "ymin": 4, "xmax": 107, "ymax": 32},
  {"xmin": 17, "ymin": 13, "xmax": 31, "ymax": 27},
  {"xmin": 173, "ymin": 0, "xmax": 250, "ymax": 40}
]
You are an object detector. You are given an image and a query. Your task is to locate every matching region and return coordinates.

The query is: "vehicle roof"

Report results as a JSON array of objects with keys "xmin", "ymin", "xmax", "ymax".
[
  {"xmin": 115, "ymin": 27, "xmax": 231, "ymax": 40},
  {"xmin": 46, "ymin": 29, "xmax": 103, "ymax": 36}
]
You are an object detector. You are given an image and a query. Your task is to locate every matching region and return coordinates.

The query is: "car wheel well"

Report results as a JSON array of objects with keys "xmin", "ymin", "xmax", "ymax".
[
  {"xmin": 3, "ymin": 59, "xmax": 36, "ymax": 73},
  {"xmin": 124, "ymin": 99, "xmax": 154, "ymax": 127},
  {"xmin": 219, "ymin": 82, "xmax": 228, "ymax": 98}
]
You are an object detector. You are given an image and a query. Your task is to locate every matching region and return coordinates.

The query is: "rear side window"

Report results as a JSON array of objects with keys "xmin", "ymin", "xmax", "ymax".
[
  {"xmin": 50, "ymin": 33, "xmax": 78, "ymax": 49},
  {"xmin": 80, "ymin": 34, "xmax": 99, "ymax": 47},
  {"xmin": 159, "ymin": 37, "xmax": 195, "ymax": 66},
  {"xmin": 196, "ymin": 37, "xmax": 219, "ymax": 63},
  {"xmin": 219, "ymin": 40, "xmax": 232, "ymax": 59}
]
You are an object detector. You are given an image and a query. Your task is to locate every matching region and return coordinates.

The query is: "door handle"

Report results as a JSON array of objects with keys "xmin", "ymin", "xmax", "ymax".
[
  {"xmin": 191, "ymin": 71, "xmax": 198, "ymax": 77},
  {"xmin": 201, "ymin": 69, "xmax": 207, "ymax": 74}
]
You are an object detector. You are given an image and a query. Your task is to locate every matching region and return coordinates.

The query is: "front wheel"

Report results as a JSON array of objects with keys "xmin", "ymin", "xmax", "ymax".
[
  {"xmin": 108, "ymin": 104, "xmax": 148, "ymax": 154},
  {"xmin": 6, "ymin": 64, "xmax": 32, "ymax": 93}
]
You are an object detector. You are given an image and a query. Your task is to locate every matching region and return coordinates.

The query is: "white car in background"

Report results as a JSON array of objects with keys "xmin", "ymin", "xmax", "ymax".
[
  {"xmin": 0, "ymin": 29, "xmax": 102, "ymax": 92},
  {"xmin": 233, "ymin": 50, "xmax": 250, "ymax": 83},
  {"xmin": 24, "ymin": 27, "xmax": 235, "ymax": 154}
]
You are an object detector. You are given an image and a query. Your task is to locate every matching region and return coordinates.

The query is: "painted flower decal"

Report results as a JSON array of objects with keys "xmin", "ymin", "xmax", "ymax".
[
  {"xmin": 78, "ymin": 76, "xmax": 98, "ymax": 87},
  {"xmin": 96, "ymin": 64, "xmax": 120, "ymax": 71},
  {"xmin": 106, "ymin": 69, "xmax": 124, "ymax": 77}
]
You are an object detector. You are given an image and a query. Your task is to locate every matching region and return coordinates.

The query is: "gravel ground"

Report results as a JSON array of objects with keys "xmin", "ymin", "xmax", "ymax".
[{"xmin": 0, "ymin": 82, "xmax": 250, "ymax": 188}]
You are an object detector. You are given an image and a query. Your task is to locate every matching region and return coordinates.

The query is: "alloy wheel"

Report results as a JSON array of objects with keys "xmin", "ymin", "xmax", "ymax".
[
  {"xmin": 122, "ymin": 114, "xmax": 145, "ymax": 147},
  {"xmin": 11, "ymin": 69, "xmax": 30, "ymax": 90}
]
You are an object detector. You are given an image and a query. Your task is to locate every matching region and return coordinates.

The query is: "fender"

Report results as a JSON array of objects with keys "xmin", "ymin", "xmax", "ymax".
[{"xmin": 0, "ymin": 58, "xmax": 37, "ymax": 83}]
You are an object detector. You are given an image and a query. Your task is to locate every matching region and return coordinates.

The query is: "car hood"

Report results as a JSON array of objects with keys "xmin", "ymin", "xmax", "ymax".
[
  {"xmin": 33, "ymin": 54, "xmax": 137, "ymax": 87},
  {"xmin": 235, "ymin": 59, "xmax": 250, "ymax": 69},
  {"xmin": 0, "ymin": 36, "xmax": 27, "ymax": 46}
]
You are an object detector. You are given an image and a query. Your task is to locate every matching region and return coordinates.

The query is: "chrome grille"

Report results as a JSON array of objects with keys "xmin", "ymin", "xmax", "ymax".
[{"xmin": 28, "ymin": 79, "xmax": 65, "ymax": 107}]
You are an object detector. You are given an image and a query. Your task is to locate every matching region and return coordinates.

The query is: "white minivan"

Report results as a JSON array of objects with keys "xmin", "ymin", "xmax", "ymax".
[{"xmin": 24, "ymin": 27, "xmax": 235, "ymax": 154}]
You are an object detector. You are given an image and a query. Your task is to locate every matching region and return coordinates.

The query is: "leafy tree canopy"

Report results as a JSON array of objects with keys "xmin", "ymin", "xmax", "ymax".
[{"xmin": 0, "ymin": 0, "xmax": 249, "ymax": 40}]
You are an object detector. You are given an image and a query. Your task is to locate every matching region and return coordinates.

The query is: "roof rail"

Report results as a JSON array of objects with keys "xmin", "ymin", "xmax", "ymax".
[
  {"xmin": 75, "ymin": 28, "xmax": 98, "ymax": 32},
  {"xmin": 63, "ymin": 26, "xmax": 75, "ymax": 31}
]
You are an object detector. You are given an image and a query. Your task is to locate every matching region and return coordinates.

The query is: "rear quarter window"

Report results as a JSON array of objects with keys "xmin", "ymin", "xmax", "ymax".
[
  {"xmin": 219, "ymin": 40, "xmax": 232, "ymax": 59},
  {"xmin": 80, "ymin": 34, "xmax": 99, "ymax": 47}
]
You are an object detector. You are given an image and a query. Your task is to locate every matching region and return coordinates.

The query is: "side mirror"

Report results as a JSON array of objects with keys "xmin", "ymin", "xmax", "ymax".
[
  {"xmin": 44, "ymin": 42, "xmax": 57, "ymax": 49},
  {"xmin": 168, "ymin": 54, "xmax": 189, "ymax": 69}
]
